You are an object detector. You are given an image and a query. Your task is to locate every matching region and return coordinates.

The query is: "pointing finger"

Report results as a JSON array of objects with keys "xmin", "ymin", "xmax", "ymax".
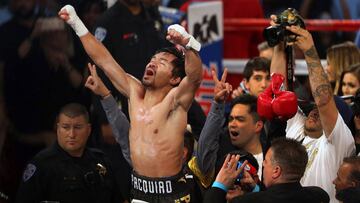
[
  {"xmin": 211, "ymin": 67, "xmax": 219, "ymax": 83},
  {"xmin": 221, "ymin": 68, "xmax": 228, "ymax": 83},
  {"xmin": 88, "ymin": 63, "xmax": 98, "ymax": 77}
]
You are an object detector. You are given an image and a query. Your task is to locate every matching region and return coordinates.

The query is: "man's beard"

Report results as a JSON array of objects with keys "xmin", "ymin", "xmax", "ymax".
[
  {"xmin": 304, "ymin": 124, "xmax": 323, "ymax": 135},
  {"xmin": 304, "ymin": 125, "xmax": 317, "ymax": 132},
  {"xmin": 304, "ymin": 118, "xmax": 322, "ymax": 133}
]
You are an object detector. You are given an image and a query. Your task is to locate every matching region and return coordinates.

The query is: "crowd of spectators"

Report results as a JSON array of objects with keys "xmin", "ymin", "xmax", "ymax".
[{"xmin": 0, "ymin": 0, "xmax": 359, "ymax": 203}]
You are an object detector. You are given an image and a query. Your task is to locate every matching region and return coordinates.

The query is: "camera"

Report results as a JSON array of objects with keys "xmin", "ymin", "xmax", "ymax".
[{"xmin": 263, "ymin": 8, "xmax": 305, "ymax": 47}]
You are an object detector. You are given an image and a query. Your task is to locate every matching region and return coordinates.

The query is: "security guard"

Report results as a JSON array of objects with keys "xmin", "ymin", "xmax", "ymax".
[{"xmin": 15, "ymin": 103, "xmax": 122, "ymax": 203}]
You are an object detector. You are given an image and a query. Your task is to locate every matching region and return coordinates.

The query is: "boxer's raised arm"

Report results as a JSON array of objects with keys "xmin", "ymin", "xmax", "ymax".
[
  {"xmin": 58, "ymin": 5, "xmax": 141, "ymax": 98},
  {"xmin": 166, "ymin": 25, "xmax": 203, "ymax": 111}
]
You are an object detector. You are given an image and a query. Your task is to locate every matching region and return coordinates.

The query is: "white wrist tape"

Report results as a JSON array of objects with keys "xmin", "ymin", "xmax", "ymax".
[
  {"xmin": 167, "ymin": 24, "xmax": 201, "ymax": 52},
  {"xmin": 185, "ymin": 36, "xmax": 201, "ymax": 52},
  {"xmin": 61, "ymin": 5, "xmax": 88, "ymax": 37}
]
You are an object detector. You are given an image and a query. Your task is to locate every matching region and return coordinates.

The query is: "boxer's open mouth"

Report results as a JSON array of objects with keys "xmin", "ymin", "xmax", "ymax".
[{"xmin": 146, "ymin": 68, "xmax": 155, "ymax": 76}]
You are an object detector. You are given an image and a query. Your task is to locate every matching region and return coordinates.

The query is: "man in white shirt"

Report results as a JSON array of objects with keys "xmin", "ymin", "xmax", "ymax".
[{"xmin": 273, "ymin": 25, "xmax": 356, "ymax": 203}]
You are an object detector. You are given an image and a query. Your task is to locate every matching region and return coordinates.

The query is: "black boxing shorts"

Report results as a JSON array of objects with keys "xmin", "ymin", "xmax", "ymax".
[{"xmin": 130, "ymin": 169, "xmax": 200, "ymax": 203}]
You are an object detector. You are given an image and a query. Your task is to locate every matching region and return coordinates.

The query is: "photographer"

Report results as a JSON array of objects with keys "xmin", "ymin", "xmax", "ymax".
[
  {"xmin": 204, "ymin": 138, "xmax": 329, "ymax": 203},
  {"xmin": 263, "ymin": 11, "xmax": 356, "ymax": 203}
]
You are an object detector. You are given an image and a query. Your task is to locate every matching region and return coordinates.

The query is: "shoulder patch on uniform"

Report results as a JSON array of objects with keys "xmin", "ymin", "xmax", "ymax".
[
  {"xmin": 22, "ymin": 163, "xmax": 36, "ymax": 182},
  {"xmin": 95, "ymin": 27, "xmax": 107, "ymax": 42}
]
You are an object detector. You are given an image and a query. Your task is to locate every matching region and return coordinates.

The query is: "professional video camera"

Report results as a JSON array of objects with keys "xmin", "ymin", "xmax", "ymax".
[{"xmin": 263, "ymin": 8, "xmax": 305, "ymax": 47}]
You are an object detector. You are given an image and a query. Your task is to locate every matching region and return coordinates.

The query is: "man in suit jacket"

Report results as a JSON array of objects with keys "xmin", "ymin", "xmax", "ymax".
[{"xmin": 204, "ymin": 138, "xmax": 330, "ymax": 203}]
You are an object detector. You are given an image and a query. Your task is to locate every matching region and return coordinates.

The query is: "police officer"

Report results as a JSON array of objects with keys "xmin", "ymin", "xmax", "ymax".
[{"xmin": 15, "ymin": 103, "xmax": 122, "ymax": 203}]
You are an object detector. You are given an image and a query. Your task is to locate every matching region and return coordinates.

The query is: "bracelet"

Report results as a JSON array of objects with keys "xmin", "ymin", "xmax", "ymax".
[
  {"xmin": 212, "ymin": 181, "xmax": 228, "ymax": 192},
  {"xmin": 101, "ymin": 91, "xmax": 111, "ymax": 99},
  {"xmin": 252, "ymin": 184, "xmax": 260, "ymax": 192}
]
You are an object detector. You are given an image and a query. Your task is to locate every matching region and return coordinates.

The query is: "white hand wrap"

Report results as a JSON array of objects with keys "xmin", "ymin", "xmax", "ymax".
[
  {"xmin": 167, "ymin": 24, "xmax": 201, "ymax": 52},
  {"xmin": 61, "ymin": 5, "xmax": 88, "ymax": 37}
]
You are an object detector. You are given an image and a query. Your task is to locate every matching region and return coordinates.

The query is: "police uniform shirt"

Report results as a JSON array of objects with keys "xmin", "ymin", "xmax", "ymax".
[{"xmin": 16, "ymin": 143, "xmax": 121, "ymax": 203}]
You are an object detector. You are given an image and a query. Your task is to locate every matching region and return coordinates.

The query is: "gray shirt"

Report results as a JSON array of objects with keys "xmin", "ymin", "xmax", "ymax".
[
  {"xmin": 101, "ymin": 95, "xmax": 131, "ymax": 166},
  {"xmin": 196, "ymin": 101, "xmax": 225, "ymax": 175}
]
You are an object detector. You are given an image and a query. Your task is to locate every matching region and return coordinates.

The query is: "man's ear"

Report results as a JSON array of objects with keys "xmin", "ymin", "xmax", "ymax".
[
  {"xmin": 170, "ymin": 77, "xmax": 181, "ymax": 86},
  {"xmin": 350, "ymin": 180, "xmax": 357, "ymax": 188},
  {"xmin": 255, "ymin": 120, "xmax": 263, "ymax": 133},
  {"xmin": 182, "ymin": 147, "xmax": 189, "ymax": 162},
  {"xmin": 272, "ymin": 165, "xmax": 282, "ymax": 180},
  {"xmin": 86, "ymin": 124, "xmax": 92, "ymax": 137}
]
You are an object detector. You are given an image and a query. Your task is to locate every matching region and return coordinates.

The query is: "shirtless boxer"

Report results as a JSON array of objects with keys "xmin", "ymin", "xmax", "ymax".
[{"xmin": 59, "ymin": 5, "xmax": 203, "ymax": 202}]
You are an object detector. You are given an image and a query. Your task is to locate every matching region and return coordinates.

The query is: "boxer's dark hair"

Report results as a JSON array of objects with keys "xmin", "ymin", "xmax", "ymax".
[{"xmin": 156, "ymin": 47, "xmax": 185, "ymax": 81}]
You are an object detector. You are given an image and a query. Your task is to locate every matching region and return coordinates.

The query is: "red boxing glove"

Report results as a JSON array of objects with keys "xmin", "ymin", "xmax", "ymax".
[
  {"xmin": 272, "ymin": 90, "xmax": 298, "ymax": 120},
  {"xmin": 257, "ymin": 85, "xmax": 275, "ymax": 120},
  {"xmin": 257, "ymin": 73, "xmax": 297, "ymax": 120},
  {"xmin": 271, "ymin": 73, "xmax": 297, "ymax": 120}
]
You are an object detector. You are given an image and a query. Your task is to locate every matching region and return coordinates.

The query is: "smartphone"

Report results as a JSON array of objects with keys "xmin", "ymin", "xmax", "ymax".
[
  {"xmin": 235, "ymin": 161, "xmax": 257, "ymax": 185},
  {"xmin": 239, "ymin": 81, "xmax": 249, "ymax": 94}
]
